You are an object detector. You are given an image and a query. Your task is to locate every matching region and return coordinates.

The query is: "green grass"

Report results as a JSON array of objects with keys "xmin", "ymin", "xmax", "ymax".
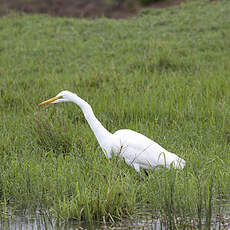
[{"xmin": 0, "ymin": 0, "xmax": 230, "ymax": 228}]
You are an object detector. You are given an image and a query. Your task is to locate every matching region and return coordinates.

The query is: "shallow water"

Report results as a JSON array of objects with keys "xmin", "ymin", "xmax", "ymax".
[
  {"xmin": 0, "ymin": 204, "xmax": 230, "ymax": 230},
  {"xmin": 0, "ymin": 210, "xmax": 165, "ymax": 230},
  {"xmin": 0, "ymin": 209, "xmax": 79, "ymax": 230}
]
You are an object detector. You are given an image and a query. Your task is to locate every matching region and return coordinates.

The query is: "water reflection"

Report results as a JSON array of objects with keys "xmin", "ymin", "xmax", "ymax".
[
  {"xmin": 0, "ymin": 210, "xmax": 165, "ymax": 230},
  {"xmin": 0, "ymin": 209, "xmax": 80, "ymax": 230},
  {"xmin": 0, "ymin": 204, "xmax": 230, "ymax": 230}
]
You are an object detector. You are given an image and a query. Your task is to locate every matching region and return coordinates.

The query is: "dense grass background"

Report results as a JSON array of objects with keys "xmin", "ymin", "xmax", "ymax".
[{"xmin": 0, "ymin": 0, "xmax": 230, "ymax": 228}]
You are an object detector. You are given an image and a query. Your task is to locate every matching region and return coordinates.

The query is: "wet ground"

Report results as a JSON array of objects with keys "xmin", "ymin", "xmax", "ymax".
[{"xmin": 0, "ymin": 0, "xmax": 185, "ymax": 18}]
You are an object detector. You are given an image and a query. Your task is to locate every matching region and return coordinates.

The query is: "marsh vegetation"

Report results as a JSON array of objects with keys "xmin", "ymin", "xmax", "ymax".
[{"xmin": 0, "ymin": 0, "xmax": 230, "ymax": 228}]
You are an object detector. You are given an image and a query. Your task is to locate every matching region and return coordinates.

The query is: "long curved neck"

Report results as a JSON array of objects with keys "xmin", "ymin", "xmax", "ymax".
[{"xmin": 70, "ymin": 94, "xmax": 113, "ymax": 157}]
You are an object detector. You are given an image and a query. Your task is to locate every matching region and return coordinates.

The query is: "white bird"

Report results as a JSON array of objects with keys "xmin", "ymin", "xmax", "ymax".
[{"xmin": 39, "ymin": 90, "xmax": 185, "ymax": 172}]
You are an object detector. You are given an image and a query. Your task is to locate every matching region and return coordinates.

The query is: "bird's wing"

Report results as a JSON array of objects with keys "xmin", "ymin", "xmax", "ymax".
[{"xmin": 113, "ymin": 129, "xmax": 174, "ymax": 169}]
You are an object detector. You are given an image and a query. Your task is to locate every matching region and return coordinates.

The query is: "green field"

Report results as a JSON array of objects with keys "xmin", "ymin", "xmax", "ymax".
[{"xmin": 0, "ymin": 0, "xmax": 230, "ymax": 228}]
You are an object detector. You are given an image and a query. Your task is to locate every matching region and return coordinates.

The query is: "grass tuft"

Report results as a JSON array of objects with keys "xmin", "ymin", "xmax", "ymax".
[{"xmin": 29, "ymin": 112, "xmax": 73, "ymax": 154}]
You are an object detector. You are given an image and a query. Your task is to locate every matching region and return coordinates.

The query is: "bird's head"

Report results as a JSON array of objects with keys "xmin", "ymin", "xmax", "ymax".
[{"xmin": 39, "ymin": 90, "xmax": 76, "ymax": 106}]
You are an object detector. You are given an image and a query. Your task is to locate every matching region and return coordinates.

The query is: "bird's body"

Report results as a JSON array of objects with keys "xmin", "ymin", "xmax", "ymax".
[
  {"xmin": 112, "ymin": 129, "xmax": 184, "ymax": 171},
  {"xmin": 40, "ymin": 90, "xmax": 185, "ymax": 171}
]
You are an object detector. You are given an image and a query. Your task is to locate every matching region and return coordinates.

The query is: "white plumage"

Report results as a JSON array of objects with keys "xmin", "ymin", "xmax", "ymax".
[{"xmin": 39, "ymin": 90, "xmax": 185, "ymax": 172}]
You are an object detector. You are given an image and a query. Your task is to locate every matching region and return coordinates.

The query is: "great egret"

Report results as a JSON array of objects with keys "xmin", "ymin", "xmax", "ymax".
[{"xmin": 39, "ymin": 90, "xmax": 185, "ymax": 171}]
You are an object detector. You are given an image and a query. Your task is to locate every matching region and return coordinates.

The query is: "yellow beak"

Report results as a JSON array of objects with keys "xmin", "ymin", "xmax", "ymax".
[{"xmin": 39, "ymin": 96, "xmax": 61, "ymax": 106}]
